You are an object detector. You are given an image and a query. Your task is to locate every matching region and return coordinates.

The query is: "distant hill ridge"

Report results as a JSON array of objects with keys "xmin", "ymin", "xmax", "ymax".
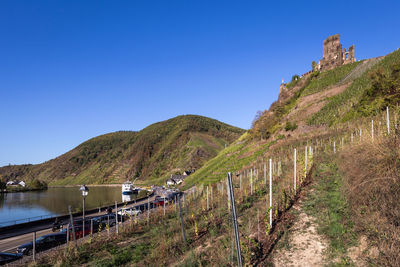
[{"xmin": 0, "ymin": 115, "xmax": 245, "ymax": 185}]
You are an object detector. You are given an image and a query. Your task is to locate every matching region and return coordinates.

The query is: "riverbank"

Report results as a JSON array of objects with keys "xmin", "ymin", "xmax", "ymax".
[
  {"xmin": 48, "ymin": 184, "xmax": 122, "ymax": 188},
  {"xmin": 1, "ymin": 187, "xmax": 47, "ymax": 194},
  {"xmin": 48, "ymin": 183, "xmax": 150, "ymax": 188}
]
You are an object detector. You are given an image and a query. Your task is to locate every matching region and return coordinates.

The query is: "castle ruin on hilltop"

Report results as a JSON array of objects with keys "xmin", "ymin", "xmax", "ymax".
[
  {"xmin": 315, "ymin": 34, "xmax": 356, "ymax": 71},
  {"xmin": 279, "ymin": 34, "xmax": 356, "ymax": 97}
]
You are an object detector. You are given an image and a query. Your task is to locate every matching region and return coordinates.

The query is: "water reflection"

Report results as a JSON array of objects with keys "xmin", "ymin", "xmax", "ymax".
[
  {"xmin": 122, "ymin": 194, "xmax": 134, "ymax": 203},
  {"xmin": 0, "ymin": 186, "xmax": 138, "ymax": 225}
]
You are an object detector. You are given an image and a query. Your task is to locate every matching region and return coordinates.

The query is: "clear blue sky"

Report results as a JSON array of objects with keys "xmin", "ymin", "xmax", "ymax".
[{"xmin": 1, "ymin": 0, "xmax": 399, "ymax": 166}]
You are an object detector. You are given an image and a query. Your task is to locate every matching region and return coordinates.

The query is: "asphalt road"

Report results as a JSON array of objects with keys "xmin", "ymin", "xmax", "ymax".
[{"xmin": 0, "ymin": 195, "xmax": 156, "ymax": 253}]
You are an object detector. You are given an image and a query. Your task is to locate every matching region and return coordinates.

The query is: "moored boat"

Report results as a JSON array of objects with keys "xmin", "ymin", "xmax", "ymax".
[{"xmin": 122, "ymin": 181, "xmax": 134, "ymax": 195}]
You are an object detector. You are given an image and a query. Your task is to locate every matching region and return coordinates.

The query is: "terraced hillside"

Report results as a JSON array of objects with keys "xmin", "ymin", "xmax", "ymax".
[
  {"xmin": 186, "ymin": 49, "xmax": 400, "ymax": 187},
  {"xmin": 0, "ymin": 115, "xmax": 244, "ymax": 185}
]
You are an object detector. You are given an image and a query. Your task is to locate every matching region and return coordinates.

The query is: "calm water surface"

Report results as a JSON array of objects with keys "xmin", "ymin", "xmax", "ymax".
[{"xmin": 0, "ymin": 186, "xmax": 136, "ymax": 225}]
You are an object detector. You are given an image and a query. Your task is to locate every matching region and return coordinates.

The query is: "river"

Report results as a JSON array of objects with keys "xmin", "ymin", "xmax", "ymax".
[{"xmin": 0, "ymin": 186, "xmax": 138, "ymax": 226}]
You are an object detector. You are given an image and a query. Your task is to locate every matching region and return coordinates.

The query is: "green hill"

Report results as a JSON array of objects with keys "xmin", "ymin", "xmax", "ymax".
[{"xmin": 0, "ymin": 115, "xmax": 244, "ymax": 185}]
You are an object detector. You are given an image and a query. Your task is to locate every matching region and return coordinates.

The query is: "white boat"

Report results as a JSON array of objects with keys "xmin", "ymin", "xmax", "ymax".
[
  {"xmin": 122, "ymin": 194, "xmax": 133, "ymax": 202},
  {"xmin": 122, "ymin": 181, "xmax": 134, "ymax": 195}
]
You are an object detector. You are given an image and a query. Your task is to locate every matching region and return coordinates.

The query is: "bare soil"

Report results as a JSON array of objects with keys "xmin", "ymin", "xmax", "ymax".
[{"xmin": 272, "ymin": 202, "xmax": 328, "ymax": 267}]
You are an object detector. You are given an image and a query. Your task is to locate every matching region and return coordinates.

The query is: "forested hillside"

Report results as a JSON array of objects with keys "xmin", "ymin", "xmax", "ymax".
[{"xmin": 0, "ymin": 115, "xmax": 244, "ymax": 185}]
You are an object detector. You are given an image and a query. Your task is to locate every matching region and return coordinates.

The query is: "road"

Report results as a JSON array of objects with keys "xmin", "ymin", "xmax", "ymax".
[{"xmin": 0, "ymin": 195, "xmax": 156, "ymax": 253}]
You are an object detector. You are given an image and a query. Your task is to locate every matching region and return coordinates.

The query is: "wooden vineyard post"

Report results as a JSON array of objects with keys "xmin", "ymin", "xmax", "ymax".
[
  {"xmin": 294, "ymin": 149, "xmax": 297, "ymax": 194},
  {"xmin": 305, "ymin": 146, "xmax": 308, "ymax": 178},
  {"xmin": 257, "ymin": 209, "xmax": 260, "ymax": 241},
  {"xmin": 264, "ymin": 162, "xmax": 267, "ymax": 186},
  {"xmin": 387, "ymin": 106, "xmax": 390, "ymax": 135},
  {"xmin": 372, "ymin": 120, "xmax": 374, "ymax": 140},
  {"xmin": 269, "ymin": 158, "xmax": 273, "ymax": 227},
  {"xmin": 115, "ymin": 201, "xmax": 119, "ymax": 235},
  {"xmin": 163, "ymin": 197, "xmax": 166, "ymax": 217},
  {"xmin": 174, "ymin": 196, "xmax": 177, "ymax": 212},
  {"xmin": 207, "ymin": 186, "xmax": 209, "ymax": 210},
  {"xmin": 239, "ymin": 173, "xmax": 242, "ymax": 192},
  {"xmin": 210, "ymin": 187, "xmax": 213, "ymax": 210},
  {"xmin": 278, "ymin": 160, "xmax": 281, "ymax": 177},
  {"xmin": 177, "ymin": 194, "xmax": 187, "ymax": 243},
  {"xmin": 32, "ymin": 232, "xmax": 36, "ymax": 261},
  {"xmin": 250, "ymin": 168, "xmax": 253, "ymax": 195}
]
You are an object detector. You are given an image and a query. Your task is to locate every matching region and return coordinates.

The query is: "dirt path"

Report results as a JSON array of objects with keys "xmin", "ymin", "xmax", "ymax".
[{"xmin": 272, "ymin": 202, "xmax": 328, "ymax": 267}]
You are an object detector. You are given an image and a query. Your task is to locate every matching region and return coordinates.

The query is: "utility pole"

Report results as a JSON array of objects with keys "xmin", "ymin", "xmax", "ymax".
[{"xmin": 68, "ymin": 205, "xmax": 77, "ymax": 246}]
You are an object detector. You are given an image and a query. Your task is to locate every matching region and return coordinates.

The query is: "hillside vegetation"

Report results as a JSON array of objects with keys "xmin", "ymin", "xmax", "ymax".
[
  {"xmin": 189, "ymin": 49, "xmax": 400, "ymax": 187},
  {"xmin": 0, "ymin": 115, "xmax": 244, "ymax": 185},
  {"xmin": 22, "ymin": 48, "xmax": 400, "ymax": 266}
]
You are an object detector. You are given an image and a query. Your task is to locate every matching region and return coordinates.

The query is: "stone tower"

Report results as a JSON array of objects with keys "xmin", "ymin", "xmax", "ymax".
[{"xmin": 319, "ymin": 34, "xmax": 356, "ymax": 71}]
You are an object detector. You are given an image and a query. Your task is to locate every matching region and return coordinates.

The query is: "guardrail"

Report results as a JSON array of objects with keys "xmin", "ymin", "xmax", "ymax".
[
  {"xmin": 0, "ymin": 214, "xmax": 57, "ymax": 227},
  {"xmin": 0, "ymin": 192, "xmax": 155, "ymax": 240}
]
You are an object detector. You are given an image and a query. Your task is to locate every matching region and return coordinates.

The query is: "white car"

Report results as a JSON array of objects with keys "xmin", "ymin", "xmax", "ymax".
[{"xmin": 117, "ymin": 207, "xmax": 141, "ymax": 216}]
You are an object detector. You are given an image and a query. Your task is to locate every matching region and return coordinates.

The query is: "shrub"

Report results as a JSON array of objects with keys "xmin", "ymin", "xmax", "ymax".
[
  {"xmin": 284, "ymin": 121, "xmax": 298, "ymax": 131},
  {"xmin": 286, "ymin": 74, "xmax": 300, "ymax": 88},
  {"xmin": 28, "ymin": 179, "xmax": 48, "ymax": 190},
  {"xmin": 0, "ymin": 176, "xmax": 5, "ymax": 190},
  {"xmin": 312, "ymin": 61, "xmax": 318, "ymax": 71}
]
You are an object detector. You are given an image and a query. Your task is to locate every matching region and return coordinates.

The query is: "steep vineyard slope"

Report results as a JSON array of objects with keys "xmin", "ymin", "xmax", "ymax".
[{"xmin": 187, "ymin": 49, "xmax": 400, "ymax": 187}]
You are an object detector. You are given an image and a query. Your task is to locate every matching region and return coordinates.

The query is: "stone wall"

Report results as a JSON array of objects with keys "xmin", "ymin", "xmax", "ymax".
[{"xmin": 317, "ymin": 34, "xmax": 356, "ymax": 71}]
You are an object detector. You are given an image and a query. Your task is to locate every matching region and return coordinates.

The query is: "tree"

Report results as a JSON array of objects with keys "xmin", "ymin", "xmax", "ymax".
[
  {"xmin": 291, "ymin": 74, "xmax": 300, "ymax": 82},
  {"xmin": 251, "ymin": 110, "xmax": 264, "ymax": 129},
  {"xmin": 312, "ymin": 61, "xmax": 317, "ymax": 71},
  {"xmin": 0, "ymin": 176, "xmax": 6, "ymax": 191},
  {"xmin": 28, "ymin": 179, "xmax": 48, "ymax": 190}
]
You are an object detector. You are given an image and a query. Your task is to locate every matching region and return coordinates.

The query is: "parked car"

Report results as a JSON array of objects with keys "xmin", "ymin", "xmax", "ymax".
[
  {"xmin": 0, "ymin": 252, "xmax": 23, "ymax": 265},
  {"xmin": 68, "ymin": 224, "xmax": 91, "ymax": 239},
  {"xmin": 16, "ymin": 232, "xmax": 67, "ymax": 255},
  {"xmin": 93, "ymin": 214, "xmax": 117, "ymax": 227},
  {"xmin": 152, "ymin": 197, "xmax": 165, "ymax": 206},
  {"xmin": 117, "ymin": 207, "xmax": 141, "ymax": 217}
]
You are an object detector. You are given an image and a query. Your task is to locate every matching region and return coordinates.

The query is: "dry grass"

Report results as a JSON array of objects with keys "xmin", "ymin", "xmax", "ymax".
[
  {"xmin": 23, "ymin": 140, "xmax": 315, "ymax": 267},
  {"xmin": 339, "ymin": 133, "xmax": 400, "ymax": 266}
]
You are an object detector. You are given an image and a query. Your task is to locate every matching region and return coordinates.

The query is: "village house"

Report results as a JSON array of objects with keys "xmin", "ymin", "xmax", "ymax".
[
  {"xmin": 6, "ymin": 180, "xmax": 26, "ymax": 187},
  {"xmin": 166, "ymin": 170, "xmax": 195, "ymax": 186}
]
